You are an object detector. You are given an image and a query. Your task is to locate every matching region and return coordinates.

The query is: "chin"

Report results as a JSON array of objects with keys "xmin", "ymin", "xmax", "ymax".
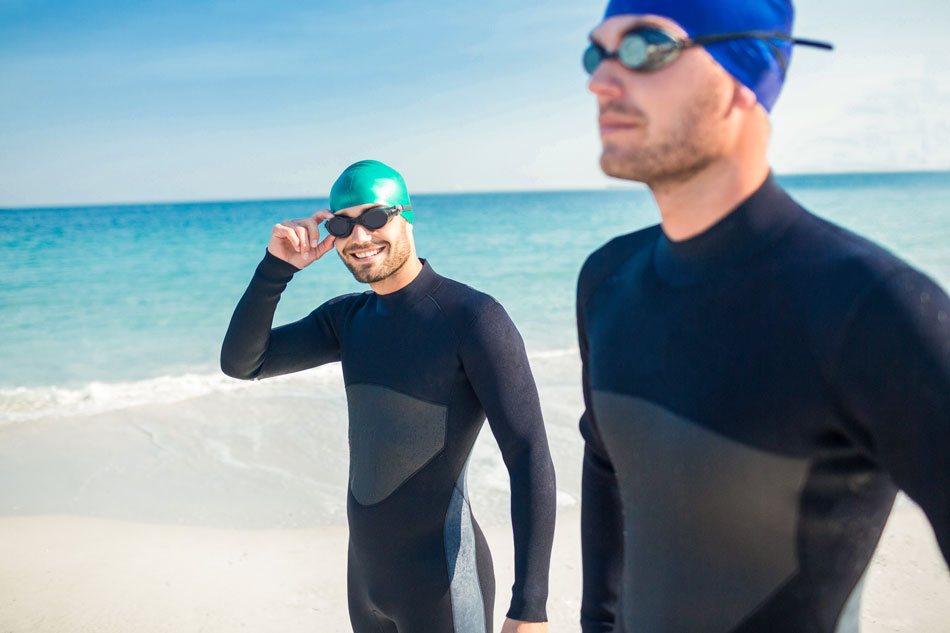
[
  {"xmin": 347, "ymin": 256, "xmax": 405, "ymax": 285},
  {"xmin": 349, "ymin": 263, "xmax": 385, "ymax": 284},
  {"xmin": 600, "ymin": 150, "xmax": 648, "ymax": 184}
]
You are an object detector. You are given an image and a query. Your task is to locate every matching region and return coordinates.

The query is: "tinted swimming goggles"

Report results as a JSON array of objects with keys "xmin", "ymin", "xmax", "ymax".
[
  {"xmin": 583, "ymin": 26, "xmax": 833, "ymax": 75},
  {"xmin": 324, "ymin": 205, "xmax": 411, "ymax": 238}
]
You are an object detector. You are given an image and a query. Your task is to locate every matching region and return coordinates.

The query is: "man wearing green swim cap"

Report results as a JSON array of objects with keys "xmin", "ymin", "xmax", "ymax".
[
  {"xmin": 265, "ymin": 160, "xmax": 422, "ymax": 291},
  {"xmin": 222, "ymin": 160, "xmax": 556, "ymax": 633}
]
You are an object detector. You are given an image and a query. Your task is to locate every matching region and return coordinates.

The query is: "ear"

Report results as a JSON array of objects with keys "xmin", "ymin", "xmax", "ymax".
[{"xmin": 732, "ymin": 82, "xmax": 759, "ymax": 111}]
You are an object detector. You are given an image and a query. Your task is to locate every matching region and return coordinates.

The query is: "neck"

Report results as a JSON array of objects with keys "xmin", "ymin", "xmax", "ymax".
[
  {"xmin": 652, "ymin": 156, "xmax": 770, "ymax": 242},
  {"xmin": 370, "ymin": 254, "xmax": 424, "ymax": 295}
]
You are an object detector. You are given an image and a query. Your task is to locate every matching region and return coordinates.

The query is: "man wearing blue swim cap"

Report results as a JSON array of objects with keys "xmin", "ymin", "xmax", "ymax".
[
  {"xmin": 222, "ymin": 161, "xmax": 556, "ymax": 633},
  {"xmin": 577, "ymin": 1, "xmax": 950, "ymax": 632}
]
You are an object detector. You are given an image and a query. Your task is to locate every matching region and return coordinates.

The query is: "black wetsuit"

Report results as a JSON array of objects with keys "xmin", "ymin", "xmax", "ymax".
[
  {"xmin": 577, "ymin": 175, "xmax": 950, "ymax": 633},
  {"xmin": 221, "ymin": 254, "xmax": 556, "ymax": 633}
]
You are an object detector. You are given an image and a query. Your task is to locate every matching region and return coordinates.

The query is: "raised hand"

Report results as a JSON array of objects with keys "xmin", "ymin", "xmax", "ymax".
[{"xmin": 267, "ymin": 209, "xmax": 336, "ymax": 269}]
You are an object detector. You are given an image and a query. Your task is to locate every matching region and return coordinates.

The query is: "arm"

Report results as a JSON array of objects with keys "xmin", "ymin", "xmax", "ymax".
[
  {"xmin": 458, "ymin": 301, "xmax": 557, "ymax": 624},
  {"xmin": 577, "ymin": 295, "xmax": 624, "ymax": 633},
  {"xmin": 220, "ymin": 210, "xmax": 342, "ymax": 380},
  {"xmin": 834, "ymin": 267, "xmax": 950, "ymax": 562},
  {"xmin": 220, "ymin": 250, "xmax": 343, "ymax": 379}
]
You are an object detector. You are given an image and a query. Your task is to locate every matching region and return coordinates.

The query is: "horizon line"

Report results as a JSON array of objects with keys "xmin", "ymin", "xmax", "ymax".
[{"xmin": 3, "ymin": 168, "xmax": 948, "ymax": 212}]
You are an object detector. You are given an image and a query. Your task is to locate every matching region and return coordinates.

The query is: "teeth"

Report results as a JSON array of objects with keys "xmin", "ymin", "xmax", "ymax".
[{"xmin": 353, "ymin": 248, "xmax": 381, "ymax": 260}]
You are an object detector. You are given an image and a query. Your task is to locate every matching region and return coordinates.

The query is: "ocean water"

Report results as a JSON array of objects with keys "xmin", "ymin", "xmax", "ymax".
[{"xmin": 1, "ymin": 171, "xmax": 948, "ymax": 527}]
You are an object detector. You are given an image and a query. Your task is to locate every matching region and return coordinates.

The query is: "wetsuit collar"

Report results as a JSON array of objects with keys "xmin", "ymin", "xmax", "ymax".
[
  {"xmin": 653, "ymin": 173, "xmax": 803, "ymax": 286},
  {"xmin": 374, "ymin": 258, "xmax": 442, "ymax": 316}
]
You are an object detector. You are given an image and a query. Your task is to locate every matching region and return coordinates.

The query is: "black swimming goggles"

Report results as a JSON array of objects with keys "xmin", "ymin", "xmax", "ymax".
[
  {"xmin": 583, "ymin": 26, "xmax": 833, "ymax": 75},
  {"xmin": 324, "ymin": 204, "xmax": 411, "ymax": 238}
]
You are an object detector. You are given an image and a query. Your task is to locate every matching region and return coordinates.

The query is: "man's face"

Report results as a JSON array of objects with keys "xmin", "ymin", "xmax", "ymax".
[
  {"xmin": 333, "ymin": 203, "xmax": 413, "ymax": 284},
  {"xmin": 587, "ymin": 15, "xmax": 737, "ymax": 187}
]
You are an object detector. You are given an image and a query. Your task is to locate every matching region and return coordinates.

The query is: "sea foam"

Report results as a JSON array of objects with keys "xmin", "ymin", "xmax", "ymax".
[
  {"xmin": 0, "ymin": 348, "xmax": 578, "ymax": 426},
  {"xmin": 0, "ymin": 364, "xmax": 343, "ymax": 425}
]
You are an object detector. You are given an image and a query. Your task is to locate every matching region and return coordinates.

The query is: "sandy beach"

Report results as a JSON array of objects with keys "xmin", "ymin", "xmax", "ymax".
[
  {"xmin": 0, "ymin": 512, "xmax": 579, "ymax": 633},
  {"xmin": 1, "ymin": 354, "xmax": 949, "ymax": 632},
  {"xmin": 1, "ymin": 497, "xmax": 948, "ymax": 632}
]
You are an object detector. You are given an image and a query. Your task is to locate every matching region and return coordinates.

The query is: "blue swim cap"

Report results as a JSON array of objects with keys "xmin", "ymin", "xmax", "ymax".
[{"xmin": 603, "ymin": 0, "xmax": 794, "ymax": 111}]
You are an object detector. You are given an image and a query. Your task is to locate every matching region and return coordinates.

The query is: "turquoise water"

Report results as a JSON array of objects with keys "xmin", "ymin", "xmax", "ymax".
[
  {"xmin": 1, "ymin": 172, "xmax": 948, "ymax": 527},
  {"xmin": 1, "ymin": 171, "xmax": 948, "ymax": 398}
]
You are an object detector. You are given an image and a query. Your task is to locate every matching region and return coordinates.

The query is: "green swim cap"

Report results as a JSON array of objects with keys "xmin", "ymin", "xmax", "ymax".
[{"xmin": 329, "ymin": 160, "xmax": 413, "ymax": 224}]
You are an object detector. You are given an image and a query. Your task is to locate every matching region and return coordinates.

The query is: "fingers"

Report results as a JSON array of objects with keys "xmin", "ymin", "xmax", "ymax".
[
  {"xmin": 299, "ymin": 210, "xmax": 334, "ymax": 260},
  {"xmin": 270, "ymin": 210, "xmax": 335, "ymax": 264},
  {"xmin": 272, "ymin": 222, "xmax": 301, "ymax": 250},
  {"xmin": 293, "ymin": 224, "xmax": 310, "ymax": 258},
  {"xmin": 303, "ymin": 216, "xmax": 323, "ymax": 249},
  {"xmin": 313, "ymin": 233, "xmax": 336, "ymax": 259}
]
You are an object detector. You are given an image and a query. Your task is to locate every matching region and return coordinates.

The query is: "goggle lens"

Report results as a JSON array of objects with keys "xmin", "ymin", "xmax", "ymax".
[
  {"xmin": 583, "ymin": 28, "xmax": 680, "ymax": 74},
  {"xmin": 582, "ymin": 43, "xmax": 603, "ymax": 74},
  {"xmin": 583, "ymin": 27, "xmax": 833, "ymax": 76},
  {"xmin": 325, "ymin": 216, "xmax": 353, "ymax": 237}
]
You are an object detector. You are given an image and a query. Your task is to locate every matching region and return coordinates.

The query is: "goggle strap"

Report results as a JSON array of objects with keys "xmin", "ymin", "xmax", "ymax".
[
  {"xmin": 687, "ymin": 31, "xmax": 833, "ymax": 76},
  {"xmin": 688, "ymin": 31, "xmax": 833, "ymax": 51}
]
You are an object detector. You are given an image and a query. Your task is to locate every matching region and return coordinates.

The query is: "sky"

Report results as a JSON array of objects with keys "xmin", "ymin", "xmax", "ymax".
[{"xmin": 1, "ymin": 0, "xmax": 948, "ymax": 207}]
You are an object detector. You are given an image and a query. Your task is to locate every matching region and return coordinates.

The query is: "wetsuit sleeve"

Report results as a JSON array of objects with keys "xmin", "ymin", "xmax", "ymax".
[
  {"xmin": 577, "ymin": 284, "xmax": 624, "ymax": 633},
  {"xmin": 458, "ymin": 301, "xmax": 556, "ymax": 623},
  {"xmin": 834, "ymin": 267, "xmax": 950, "ymax": 563},
  {"xmin": 220, "ymin": 250, "xmax": 342, "ymax": 380}
]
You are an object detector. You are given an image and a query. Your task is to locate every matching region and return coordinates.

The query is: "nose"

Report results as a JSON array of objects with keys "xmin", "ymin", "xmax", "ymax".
[
  {"xmin": 587, "ymin": 61, "xmax": 623, "ymax": 99},
  {"xmin": 350, "ymin": 223, "xmax": 373, "ymax": 243}
]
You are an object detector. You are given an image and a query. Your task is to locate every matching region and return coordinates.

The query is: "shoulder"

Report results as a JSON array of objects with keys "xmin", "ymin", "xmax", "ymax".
[
  {"xmin": 429, "ymin": 277, "xmax": 526, "ymax": 356},
  {"xmin": 791, "ymin": 211, "xmax": 905, "ymax": 275},
  {"xmin": 769, "ymin": 206, "xmax": 948, "ymax": 368},
  {"xmin": 426, "ymin": 275, "xmax": 526, "ymax": 353},
  {"xmin": 313, "ymin": 290, "xmax": 372, "ymax": 321},
  {"xmin": 578, "ymin": 225, "xmax": 661, "ymax": 304},
  {"xmin": 778, "ymin": 210, "xmax": 916, "ymax": 310},
  {"xmin": 428, "ymin": 275, "xmax": 502, "ymax": 327},
  {"xmin": 324, "ymin": 290, "xmax": 372, "ymax": 307}
]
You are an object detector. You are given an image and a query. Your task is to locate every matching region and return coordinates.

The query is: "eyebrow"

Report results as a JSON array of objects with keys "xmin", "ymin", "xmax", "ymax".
[{"xmin": 588, "ymin": 19, "xmax": 670, "ymax": 46}]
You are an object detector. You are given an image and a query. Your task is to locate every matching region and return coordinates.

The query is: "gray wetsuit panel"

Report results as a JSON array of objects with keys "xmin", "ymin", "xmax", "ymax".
[
  {"xmin": 833, "ymin": 567, "xmax": 867, "ymax": 633},
  {"xmin": 347, "ymin": 383, "xmax": 447, "ymax": 505},
  {"xmin": 444, "ymin": 460, "xmax": 488, "ymax": 633},
  {"xmin": 592, "ymin": 391, "xmax": 810, "ymax": 633}
]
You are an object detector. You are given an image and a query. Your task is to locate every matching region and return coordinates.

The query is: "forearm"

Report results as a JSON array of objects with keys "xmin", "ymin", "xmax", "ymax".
[
  {"xmin": 580, "ymin": 441, "xmax": 624, "ymax": 633},
  {"xmin": 221, "ymin": 250, "xmax": 299, "ymax": 379},
  {"xmin": 506, "ymin": 442, "xmax": 557, "ymax": 622}
]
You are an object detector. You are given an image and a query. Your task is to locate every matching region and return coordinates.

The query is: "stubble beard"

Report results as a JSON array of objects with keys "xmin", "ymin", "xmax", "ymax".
[
  {"xmin": 599, "ymin": 78, "xmax": 727, "ymax": 190},
  {"xmin": 340, "ymin": 230, "xmax": 412, "ymax": 284}
]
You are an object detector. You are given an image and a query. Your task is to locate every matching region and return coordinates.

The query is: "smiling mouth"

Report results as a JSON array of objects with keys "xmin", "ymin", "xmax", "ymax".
[{"xmin": 348, "ymin": 246, "xmax": 385, "ymax": 261}]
